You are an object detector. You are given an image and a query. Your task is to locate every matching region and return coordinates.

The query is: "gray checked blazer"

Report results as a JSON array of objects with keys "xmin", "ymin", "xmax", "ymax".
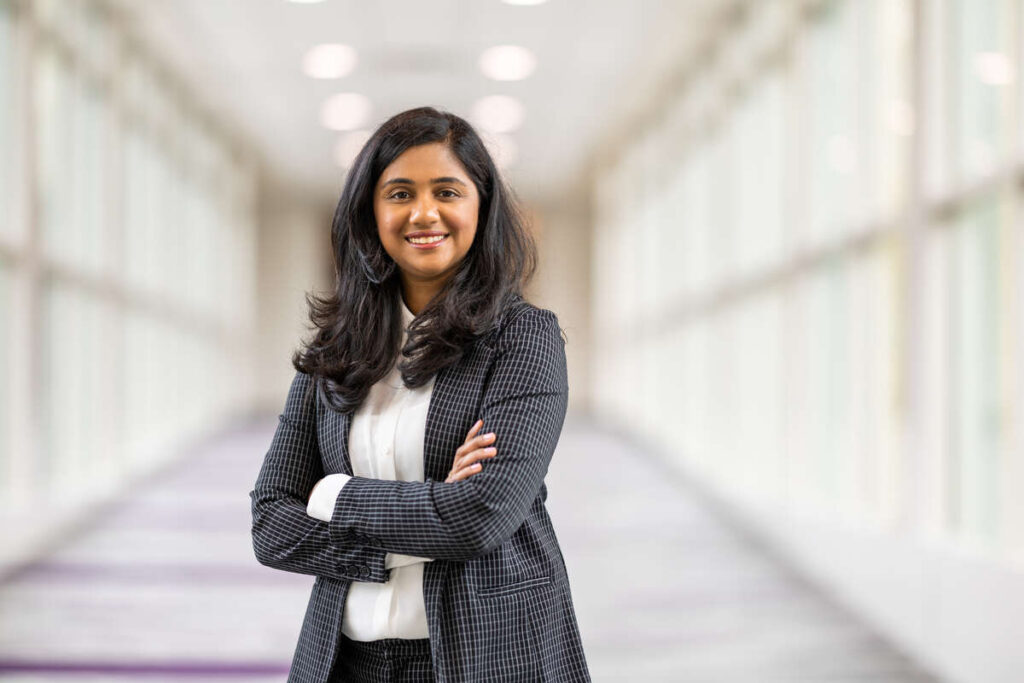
[{"xmin": 249, "ymin": 299, "xmax": 592, "ymax": 682}]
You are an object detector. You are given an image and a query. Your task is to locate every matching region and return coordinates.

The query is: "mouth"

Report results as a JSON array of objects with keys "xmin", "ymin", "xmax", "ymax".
[{"xmin": 404, "ymin": 233, "xmax": 449, "ymax": 249}]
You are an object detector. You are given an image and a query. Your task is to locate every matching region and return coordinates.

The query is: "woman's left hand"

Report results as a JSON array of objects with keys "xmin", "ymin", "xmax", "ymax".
[{"xmin": 445, "ymin": 418, "xmax": 497, "ymax": 483}]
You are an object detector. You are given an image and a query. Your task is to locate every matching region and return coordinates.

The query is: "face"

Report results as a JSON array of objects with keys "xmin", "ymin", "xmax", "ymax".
[{"xmin": 373, "ymin": 142, "xmax": 480, "ymax": 297}]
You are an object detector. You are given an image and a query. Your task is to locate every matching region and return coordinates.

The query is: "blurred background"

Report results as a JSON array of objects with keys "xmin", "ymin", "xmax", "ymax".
[{"xmin": 0, "ymin": 0, "xmax": 1021, "ymax": 681}]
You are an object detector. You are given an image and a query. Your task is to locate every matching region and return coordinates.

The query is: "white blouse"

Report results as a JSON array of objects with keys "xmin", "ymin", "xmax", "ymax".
[{"xmin": 305, "ymin": 294, "xmax": 435, "ymax": 641}]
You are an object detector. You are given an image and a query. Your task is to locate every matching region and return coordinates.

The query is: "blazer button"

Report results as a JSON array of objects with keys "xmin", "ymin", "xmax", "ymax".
[
  {"xmin": 359, "ymin": 566, "xmax": 370, "ymax": 578},
  {"xmin": 371, "ymin": 538, "xmax": 382, "ymax": 548}
]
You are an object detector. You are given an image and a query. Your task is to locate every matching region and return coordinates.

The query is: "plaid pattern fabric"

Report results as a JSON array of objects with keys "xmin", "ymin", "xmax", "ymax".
[{"xmin": 250, "ymin": 302, "xmax": 592, "ymax": 683}]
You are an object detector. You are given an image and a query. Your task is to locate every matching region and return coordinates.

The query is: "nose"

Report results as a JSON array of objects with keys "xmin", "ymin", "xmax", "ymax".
[{"xmin": 410, "ymin": 195, "xmax": 440, "ymax": 226}]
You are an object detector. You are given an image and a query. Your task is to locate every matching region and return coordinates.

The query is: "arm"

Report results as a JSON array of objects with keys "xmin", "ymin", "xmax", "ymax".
[
  {"xmin": 327, "ymin": 307, "xmax": 569, "ymax": 561},
  {"xmin": 249, "ymin": 371, "xmax": 392, "ymax": 583},
  {"xmin": 306, "ymin": 473, "xmax": 434, "ymax": 569}
]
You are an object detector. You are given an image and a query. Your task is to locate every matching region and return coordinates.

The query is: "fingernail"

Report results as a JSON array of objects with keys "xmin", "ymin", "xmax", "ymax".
[
  {"xmin": 472, "ymin": 463, "xmax": 481, "ymax": 469},
  {"xmin": 485, "ymin": 432, "xmax": 495, "ymax": 438}
]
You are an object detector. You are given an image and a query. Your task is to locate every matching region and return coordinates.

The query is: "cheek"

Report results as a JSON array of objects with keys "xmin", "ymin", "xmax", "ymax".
[
  {"xmin": 375, "ymin": 211, "xmax": 402, "ymax": 240},
  {"xmin": 449, "ymin": 205, "xmax": 479, "ymax": 239}
]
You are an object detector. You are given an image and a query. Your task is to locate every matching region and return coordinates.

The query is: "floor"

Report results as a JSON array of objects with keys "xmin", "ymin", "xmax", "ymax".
[{"xmin": 0, "ymin": 413, "xmax": 943, "ymax": 682}]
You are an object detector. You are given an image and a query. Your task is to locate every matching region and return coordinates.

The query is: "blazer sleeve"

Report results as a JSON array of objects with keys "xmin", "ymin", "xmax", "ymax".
[
  {"xmin": 327, "ymin": 307, "xmax": 569, "ymax": 561},
  {"xmin": 249, "ymin": 370, "xmax": 392, "ymax": 583}
]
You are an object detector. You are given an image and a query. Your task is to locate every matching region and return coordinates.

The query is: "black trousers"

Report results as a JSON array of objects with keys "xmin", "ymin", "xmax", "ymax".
[{"xmin": 332, "ymin": 633, "xmax": 435, "ymax": 682}]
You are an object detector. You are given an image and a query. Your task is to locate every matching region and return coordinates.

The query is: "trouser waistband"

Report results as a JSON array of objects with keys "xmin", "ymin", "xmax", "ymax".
[{"xmin": 340, "ymin": 634, "xmax": 432, "ymax": 658}]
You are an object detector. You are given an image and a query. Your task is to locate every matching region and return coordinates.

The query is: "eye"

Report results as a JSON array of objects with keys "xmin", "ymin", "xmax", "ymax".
[
  {"xmin": 387, "ymin": 190, "xmax": 411, "ymax": 200},
  {"xmin": 437, "ymin": 189, "xmax": 460, "ymax": 198}
]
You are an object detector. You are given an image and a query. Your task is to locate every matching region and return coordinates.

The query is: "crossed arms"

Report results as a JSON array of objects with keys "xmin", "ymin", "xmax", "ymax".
[{"xmin": 249, "ymin": 308, "xmax": 568, "ymax": 583}]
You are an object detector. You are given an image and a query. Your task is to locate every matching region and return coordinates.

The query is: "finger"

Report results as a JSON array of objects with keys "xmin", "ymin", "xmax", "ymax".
[
  {"xmin": 455, "ymin": 422, "xmax": 485, "ymax": 458},
  {"xmin": 465, "ymin": 419, "xmax": 483, "ymax": 440},
  {"xmin": 463, "ymin": 432, "xmax": 495, "ymax": 453},
  {"xmin": 475, "ymin": 432, "xmax": 496, "ymax": 447},
  {"xmin": 447, "ymin": 462, "xmax": 483, "ymax": 482},
  {"xmin": 454, "ymin": 441, "xmax": 471, "ymax": 460},
  {"xmin": 445, "ymin": 463, "xmax": 477, "ymax": 483},
  {"xmin": 458, "ymin": 446, "xmax": 497, "ymax": 470},
  {"xmin": 454, "ymin": 443, "xmax": 497, "ymax": 471},
  {"xmin": 448, "ymin": 446, "xmax": 495, "ymax": 480},
  {"xmin": 457, "ymin": 432, "xmax": 493, "ymax": 460}
]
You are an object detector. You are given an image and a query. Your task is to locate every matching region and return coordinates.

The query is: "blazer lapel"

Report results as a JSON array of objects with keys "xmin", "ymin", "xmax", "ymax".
[
  {"xmin": 423, "ymin": 342, "xmax": 495, "ymax": 483},
  {"xmin": 423, "ymin": 363, "xmax": 456, "ymax": 483},
  {"xmin": 327, "ymin": 339, "xmax": 496, "ymax": 481},
  {"xmin": 331, "ymin": 362, "xmax": 458, "ymax": 480}
]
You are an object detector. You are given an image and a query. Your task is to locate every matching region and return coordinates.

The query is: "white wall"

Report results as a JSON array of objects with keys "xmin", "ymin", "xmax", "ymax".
[
  {"xmin": 253, "ymin": 186, "xmax": 334, "ymax": 413},
  {"xmin": 530, "ymin": 197, "xmax": 593, "ymax": 415}
]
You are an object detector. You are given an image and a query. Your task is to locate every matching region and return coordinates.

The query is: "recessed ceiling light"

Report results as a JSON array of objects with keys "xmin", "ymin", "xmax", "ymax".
[
  {"xmin": 287, "ymin": 0, "xmax": 327, "ymax": 4},
  {"xmin": 471, "ymin": 95, "xmax": 525, "ymax": 133},
  {"xmin": 502, "ymin": 0, "xmax": 549, "ymax": 5},
  {"xmin": 321, "ymin": 93, "xmax": 372, "ymax": 131},
  {"xmin": 479, "ymin": 45, "xmax": 537, "ymax": 81},
  {"xmin": 335, "ymin": 129, "xmax": 372, "ymax": 168},
  {"xmin": 303, "ymin": 44, "xmax": 357, "ymax": 79}
]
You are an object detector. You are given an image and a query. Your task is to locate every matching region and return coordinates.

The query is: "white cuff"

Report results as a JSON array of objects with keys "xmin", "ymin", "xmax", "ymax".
[
  {"xmin": 306, "ymin": 473, "xmax": 351, "ymax": 522},
  {"xmin": 385, "ymin": 552, "xmax": 435, "ymax": 569}
]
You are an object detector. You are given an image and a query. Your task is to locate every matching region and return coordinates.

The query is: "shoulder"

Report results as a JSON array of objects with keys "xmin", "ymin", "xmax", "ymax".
[
  {"xmin": 480, "ymin": 299, "xmax": 568, "ymax": 396},
  {"xmin": 281, "ymin": 368, "xmax": 318, "ymax": 426},
  {"xmin": 484, "ymin": 297, "xmax": 565, "ymax": 352}
]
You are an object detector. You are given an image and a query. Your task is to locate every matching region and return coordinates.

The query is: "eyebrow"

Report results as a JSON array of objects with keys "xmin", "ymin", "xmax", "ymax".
[{"xmin": 381, "ymin": 176, "xmax": 468, "ymax": 188}]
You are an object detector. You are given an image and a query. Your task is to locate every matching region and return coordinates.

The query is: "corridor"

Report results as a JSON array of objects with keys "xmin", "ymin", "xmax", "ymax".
[{"xmin": 0, "ymin": 414, "xmax": 940, "ymax": 682}]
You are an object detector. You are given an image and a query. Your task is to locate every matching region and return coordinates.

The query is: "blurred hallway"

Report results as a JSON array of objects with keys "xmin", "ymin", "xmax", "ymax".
[
  {"xmin": 0, "ymin": 416, "xmax": 940, "ymax": 682},
  {"xmin": 4, "ymin": 0, "xmax": 1024, "ymax": 680}
]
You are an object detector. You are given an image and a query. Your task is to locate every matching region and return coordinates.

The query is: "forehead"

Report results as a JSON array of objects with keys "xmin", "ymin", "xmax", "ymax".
[{"xmin": 376, "ymin": 143, "xmax": 469, "ymax": 184}]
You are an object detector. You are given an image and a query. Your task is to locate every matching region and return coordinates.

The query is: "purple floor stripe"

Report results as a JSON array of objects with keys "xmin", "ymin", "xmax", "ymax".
[{"xmin": 0, "ymin": 659, "xmax": 290, "ymax": 676}]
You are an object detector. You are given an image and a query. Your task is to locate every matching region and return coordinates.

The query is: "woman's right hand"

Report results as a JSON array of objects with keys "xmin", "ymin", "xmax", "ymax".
[{"xmin": 445, "ymin": 419, "xmax": 497, "ymax": 483}]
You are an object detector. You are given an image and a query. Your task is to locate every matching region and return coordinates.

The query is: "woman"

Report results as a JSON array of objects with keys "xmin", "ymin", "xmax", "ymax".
[{"xmin": 249, "ymin": 107, "xmax": 591, "ymax": 682}]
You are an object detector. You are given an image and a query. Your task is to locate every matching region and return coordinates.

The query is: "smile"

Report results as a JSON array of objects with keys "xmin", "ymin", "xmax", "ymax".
[{"xmin": 405, "ymin": 234, "xmax": 448, "ymax": 249}]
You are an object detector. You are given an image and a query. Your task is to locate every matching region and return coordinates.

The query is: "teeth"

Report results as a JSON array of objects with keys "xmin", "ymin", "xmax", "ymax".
[{"xmin": 408, "ymin": 235, "xmax": 446, "ymax": 244}]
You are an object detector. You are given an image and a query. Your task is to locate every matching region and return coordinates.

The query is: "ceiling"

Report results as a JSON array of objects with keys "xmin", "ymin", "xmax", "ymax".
[{"xmin": 119, "ymin": 0, "xmax": 725, "ymax": 207}]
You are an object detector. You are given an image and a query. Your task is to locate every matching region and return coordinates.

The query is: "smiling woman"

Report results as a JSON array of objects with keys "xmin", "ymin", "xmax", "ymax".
[
  {"xmin": 373, "ymin": 142, "xmax": 481, "ymax": 315},
  {"xmin": 249, "ymin": 107, "xmax": 591, "ymax": 682}
]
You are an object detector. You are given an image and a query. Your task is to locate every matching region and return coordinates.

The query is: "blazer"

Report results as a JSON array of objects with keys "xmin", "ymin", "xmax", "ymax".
[{"xmin": 249, "ymin": 299, "xmax": 592, "ymax": 682}]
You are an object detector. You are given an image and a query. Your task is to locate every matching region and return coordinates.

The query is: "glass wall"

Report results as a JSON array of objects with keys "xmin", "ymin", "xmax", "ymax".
[
  {"xmin": 0, "ymin": 0, "xmax": 17, "ymax": 244},
  {"xmin": 0, "ymin": 0, "xmax": 259, "ymax": 532},
  {"xmin": 0, "ymin": 262, "xmax": 9, "ymax": 496},
  {"xmin": 591, "ymin": 0, "xmax": 1023, "ymax": 561}
]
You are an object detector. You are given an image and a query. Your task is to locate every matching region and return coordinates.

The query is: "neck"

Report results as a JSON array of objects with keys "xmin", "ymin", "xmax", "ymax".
[{"xmin": 400, "ymin": 277, "xmax": 444, "ymax": 316}]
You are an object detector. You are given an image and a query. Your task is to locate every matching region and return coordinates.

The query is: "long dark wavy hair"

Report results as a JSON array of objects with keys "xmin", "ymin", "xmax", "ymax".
[{"xmin": 292, "ymin": 106, "xmax": 538, "ymax": 414}]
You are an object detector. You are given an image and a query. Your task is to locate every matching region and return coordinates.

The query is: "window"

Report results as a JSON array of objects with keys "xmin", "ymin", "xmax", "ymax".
[
  {"xmin": 0, "ymin": 261, "xmax": 9, "ymax": 496},
  {"xmin": 2, "ymin": 0, "xmax": 260, "ymax": 567},
  {"xmin": 865, "ymin": 0, "xmax": 912, "ymax": 219},
  {"xmin": 804, "ymin": 0, "xmax": 865, "ymax": 244},
  {"xmin": 0, "ymin": 0, "xmax": 17, "ymax": 242},
  {"xmin": 951, "ymin": 0, "xmax": 1014, "ymax": 183},
  {"xmin": 949, "ymin": 199, "xmax": 1002, "ymax": 544}
]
